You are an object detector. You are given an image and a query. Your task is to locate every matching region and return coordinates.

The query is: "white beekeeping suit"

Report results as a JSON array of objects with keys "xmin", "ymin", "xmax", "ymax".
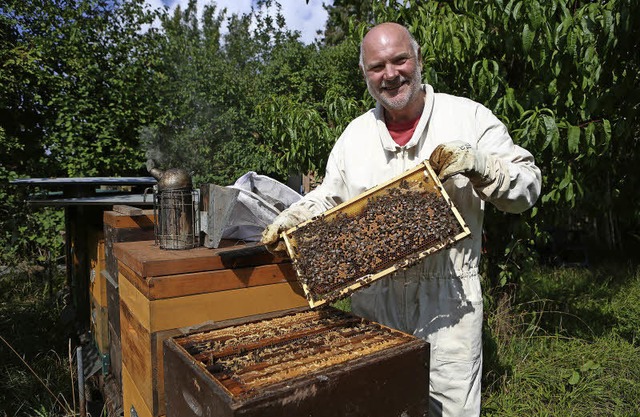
[{"xmin": 266, "ymin": 83, "xmax": 541, "ymax": 416}]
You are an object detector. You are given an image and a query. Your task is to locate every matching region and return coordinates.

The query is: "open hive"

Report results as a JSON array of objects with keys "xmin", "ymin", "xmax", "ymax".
[
  {"xmin": 282, "ymin": 161, "xmax": 471, "ymax": 308},
  {"xmin": 163, "ymin": 307, "xmax": 429, "ymax": 417}
]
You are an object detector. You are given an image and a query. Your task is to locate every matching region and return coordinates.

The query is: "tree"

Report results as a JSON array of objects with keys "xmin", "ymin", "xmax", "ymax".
[
  {"xmin": 1, "ymin": 0, "xmax": 164, "ymax": 178},
  {"xmin": 0, "ymin": 0, "xmax": 163, "ymax": 265},
  {"xmin": 322, "ymin": 0, "xmax": 375, "ymax": 45}
]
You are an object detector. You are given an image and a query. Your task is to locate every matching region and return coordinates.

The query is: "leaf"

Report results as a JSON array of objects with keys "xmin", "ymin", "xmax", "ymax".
[
  {"xmin": 522, "ymin": 23, "xmax": 534, "ymax": 52},
  {"xmin": 559, "ymin": 167, "xmax": 572, "ymax": 190},
  {"xmin": 542, "ymin": 114, "xmax": 559, "ymax": 152},
  {"xmin": 565, "ymin": 182, "xmax": 574, "ymax": 204},
  {"xmin": 580, "ymin": 360, "xmax": 600, "ymax": 372},
  {"xmin": 568, "ymin": 370, "xmax": 580, "ymax": 385},
  {"xmin": 567, "ymin": 125, "xmax": 580, "ymax": 154},
  {"xmin": 602, "ymin": 119, "xmax": 611, "ymax": 144},
  {"xmin": 528, "ymin": 2, "xmax": 543, "ymax": 29}
]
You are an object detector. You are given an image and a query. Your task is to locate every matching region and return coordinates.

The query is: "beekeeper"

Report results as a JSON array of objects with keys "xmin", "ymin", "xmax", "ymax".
[{"xmin": 261, "ymin": 22, "xmax": 541, "ymax": 417}]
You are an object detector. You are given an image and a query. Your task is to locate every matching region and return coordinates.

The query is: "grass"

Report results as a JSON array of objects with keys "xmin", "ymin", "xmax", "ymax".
[
  {"xmin": 482, "ymin": 263, "xmax": 640, "ymax": 416},
  {"xmin": 0, "ymin": 266, "xmax": 77, "ymax": 417},
  {"xmin": 0, "ymin": 261, "xmax": 638, "ymax": 416}
]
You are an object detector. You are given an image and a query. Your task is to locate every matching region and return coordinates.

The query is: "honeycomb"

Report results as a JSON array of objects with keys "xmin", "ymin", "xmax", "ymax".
[
  {"xmin": 283, "ymin": 162, "xmax": 470, "ymax": 307},
  {"xmin": 175, "ymin": 308, "xmax": 417, "ymax": 399}
]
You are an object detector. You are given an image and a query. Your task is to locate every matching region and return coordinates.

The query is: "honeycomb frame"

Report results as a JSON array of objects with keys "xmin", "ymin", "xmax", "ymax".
[{"xmin": 282, "ymin": 161, "xmax": 471, "ymax": 308}]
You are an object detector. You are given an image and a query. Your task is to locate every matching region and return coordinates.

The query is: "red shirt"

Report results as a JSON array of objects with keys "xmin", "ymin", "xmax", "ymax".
[{"xmin": 387, "ymin": 116, "xmax": 421, "ymax": 146}]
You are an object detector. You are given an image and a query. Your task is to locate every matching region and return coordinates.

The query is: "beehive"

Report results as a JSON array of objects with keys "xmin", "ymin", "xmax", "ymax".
[
  {"xmin": 283, "ymin": 161, "xmax": 470, "ymax": 307},
  {"xmin": 113, "ymin": 240, "xmax": 308, "ymax": 417},
  {"xmin": 164, "ymin": 307, "xmax": 429, "ymax": 417},
  {"xmin": 102, "ymin": 208, "xmax": 156, "ymax": 413}
]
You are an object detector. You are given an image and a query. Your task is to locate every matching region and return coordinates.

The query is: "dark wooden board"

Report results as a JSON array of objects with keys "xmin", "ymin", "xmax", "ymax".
[{"xmin": 163, "ymin": 308, "xmax": 430, "ymax": 417}]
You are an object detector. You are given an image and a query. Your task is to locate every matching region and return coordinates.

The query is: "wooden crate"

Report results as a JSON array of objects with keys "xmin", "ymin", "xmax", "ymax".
[
  {"xmin": 164, "ymin": 307, "xmax": 430, "ymax": 417},
  {"xmin": 114, "ymin": 240, "xmax": 308, "ymax": 417},
  {"xmin": 103, "ymin": 209, "xmax": 155, "ymax": 332},
  {"xmin": 103, "ymin": 208, "xmax": 156, "ymax": 395}
]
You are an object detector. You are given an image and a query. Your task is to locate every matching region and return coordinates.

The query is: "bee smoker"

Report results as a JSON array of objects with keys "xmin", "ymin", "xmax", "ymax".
[{"xmin": 149, "ymin": 165, "xmax": 199, "ymax": 250}]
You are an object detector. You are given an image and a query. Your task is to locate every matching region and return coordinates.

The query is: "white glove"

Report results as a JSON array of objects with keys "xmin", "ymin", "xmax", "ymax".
[
  {"xmin": 429, "ymin": 141, "xmax": 493, "ymax": 185},
  {"xmin": 261, "ymin": 205, "xmax": 313, "ymax": 253}
]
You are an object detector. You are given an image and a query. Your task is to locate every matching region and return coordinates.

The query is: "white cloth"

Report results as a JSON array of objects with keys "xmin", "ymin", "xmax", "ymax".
[
  {"xmin": 288, "ymin": 84, "xmax": 541, "ymax": 417},
  {"xmin": 222, "ymin": 172, "xmax": 302, "ymax": 241}
]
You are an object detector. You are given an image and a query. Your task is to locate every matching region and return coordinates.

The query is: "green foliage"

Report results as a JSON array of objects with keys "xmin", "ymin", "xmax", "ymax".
[
  {"xmin": 140, "ymin": 0, "xmax": 300, "ymax": 186},
  {"xmin": 2, "ymin": 0, "xmax": 164, "ymax": 177},
  {"xmin": 1, "ymin": 0, "xmax": 163, "ymax": 264},
  {"xmin": 483, "ymin": 334, "xmax": 640, "ymax": 416},
  {"xmin": 322, "ymin": 0, "xmax": 375, "ymax": 45},
  {"xmin": 140, "ymin": 1, "xmax": 368, "ymax": 186}
]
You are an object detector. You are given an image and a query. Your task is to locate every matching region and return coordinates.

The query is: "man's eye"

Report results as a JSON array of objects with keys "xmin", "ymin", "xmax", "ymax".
[{"xmin": 395, "ymin": 58, "xmax": 408, "ymax": 65}]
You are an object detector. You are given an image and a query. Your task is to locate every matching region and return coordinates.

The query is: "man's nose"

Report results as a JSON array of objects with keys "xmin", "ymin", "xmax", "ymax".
[{"xmin": 383, "ymin": 64, "xmax": 399, "ymax": 80}]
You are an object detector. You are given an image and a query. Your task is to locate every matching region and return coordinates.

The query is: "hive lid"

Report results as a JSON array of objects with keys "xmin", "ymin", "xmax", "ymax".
[{"xmin": 282, "ymin": 161, "xmax": 471, "ymax": 308}]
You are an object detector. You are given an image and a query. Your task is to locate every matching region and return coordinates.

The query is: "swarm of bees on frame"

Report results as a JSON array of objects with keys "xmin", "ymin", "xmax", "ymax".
[{"xmin": 290, "ymin": 179, "xmax": 463, "ymax": 299}]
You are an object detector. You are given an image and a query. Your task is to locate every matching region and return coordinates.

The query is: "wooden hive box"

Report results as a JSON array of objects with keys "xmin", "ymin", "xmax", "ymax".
[
  {"xmin": 88, "ymin": 229, "xmax": 109, "ymax": 362},
  {"xmin": 89, "ymin": 231, "xmax": 107, "ymax": 309},
  {"xmin": 163, "ymin": 307, "xmax": 429, "ymax": 417},
  {"xmin": 103, "ymin": 208, "xmax": 156, "ymax": 393},
  {"xmin": 114, "ymin": 240, "xmax": 308, "ymax": 417},
  {"xmin": 283, "ymin": 162, "xmax": 471, "ymax": 308}
]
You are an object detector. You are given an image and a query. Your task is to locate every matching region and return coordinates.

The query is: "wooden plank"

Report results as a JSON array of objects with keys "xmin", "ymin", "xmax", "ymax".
[
  {"xmin": 118, "ymin": 274, "xmax": 306, "ymax": 333},
  {"xmin": 148, "ymin": 282, "xmax": 307, "ymax": 333},
  {"xmin": 120, "ymin": 300, "xmax": 153, "ymax": 414},
  {"xmin": 104, "ymin": 210, "xmax": 155, "ymax": 229},
  {"xmin": 90, "ymin": 240, "xmax": 108, "ymax": 307},
  {"xmin": 122, "ymin": 364, "xmax": 155, "ymax": 417},
  {"xmin": 104, "ymin": 224, "xmax": 155, "ymax": 284},
  {"xmin": 119, "ymin": 274, "xmax": 151, "ymax": 332},
  {"xmin": 148, "ymin": 263, "xmax": 297, "ymax": 300},
  {"xmin": 152, "ymin": 328, "xmax": 188, "ymax": 416},
  {"xmin": 113, "ymin": 205, "xmax": 144, "ymax": 216},
  {"xmin": 119, "ymin": 261, "xmax": 153, "ymax": 299},
  {"xmin": 90, "ymin": 294, "xmax": 109, "ymax": 355},
  {"xmin": 114, "ymin": 240, "xmax": 287, "ymax": 278},
  {"xmin": 108, "ymin": 322, "xmax": 122, "ymax": 396},
  {"xmin": 105, "ymin": 270, "xmax": 121, "ymax": 349}
]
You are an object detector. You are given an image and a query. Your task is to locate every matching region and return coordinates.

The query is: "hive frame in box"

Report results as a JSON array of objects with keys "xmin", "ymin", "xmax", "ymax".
[
  {"xmin": 163, "ymin": 307, "xmax": 430, "ymax": 417},
  {"xmin": 282, "ymin": 161, "xmax": 471, "ymax": 308}
]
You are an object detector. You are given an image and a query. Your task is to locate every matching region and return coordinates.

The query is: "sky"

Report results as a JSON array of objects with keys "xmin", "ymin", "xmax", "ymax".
[{"xmin": 145, "ymin": 0, "xmax": 331, "ymax": 44}]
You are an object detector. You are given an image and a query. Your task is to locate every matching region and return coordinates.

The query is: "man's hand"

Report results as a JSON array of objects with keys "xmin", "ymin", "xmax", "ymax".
[
  {"xmin": 429, "ymin": 141, "xmax": 490, "ymax": 184},
  {"xmin": 260, "ymin": 205, "xmax": 313, "ymax": 253}
]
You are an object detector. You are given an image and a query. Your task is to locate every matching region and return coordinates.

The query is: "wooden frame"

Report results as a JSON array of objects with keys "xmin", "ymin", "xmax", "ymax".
[{"xmin": 282, "ymin": 162, "xmax": 471, "ymax": 308}]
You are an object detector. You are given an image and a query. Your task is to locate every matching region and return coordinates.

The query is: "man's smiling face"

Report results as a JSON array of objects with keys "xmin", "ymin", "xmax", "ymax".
[{"xmin": 361, "ymin": 24, "xmax": 423, "ymax": 115}]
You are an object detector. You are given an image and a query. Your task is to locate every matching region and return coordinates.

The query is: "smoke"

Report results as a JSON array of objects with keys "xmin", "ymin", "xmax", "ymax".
[{"xmin": 139, "ymin": 125, "xmax": 166, "ymax": 173}]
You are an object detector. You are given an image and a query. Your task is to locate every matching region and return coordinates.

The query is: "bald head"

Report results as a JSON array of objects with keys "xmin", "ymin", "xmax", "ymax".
[
  {"xmin": 359, "ymin": 23, "xmax": 420, "ymax": 69},
  {"xmin": 358, "ymin": 22, "xmax": 424, "ymax": 121}
]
